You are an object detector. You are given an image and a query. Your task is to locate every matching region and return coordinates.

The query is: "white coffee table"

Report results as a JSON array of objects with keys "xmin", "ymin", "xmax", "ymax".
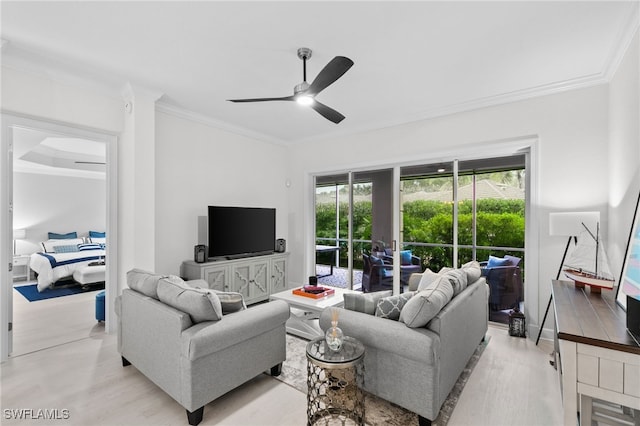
[{"xmin": 269, "ymin": 286, "xmax": 360, "ymax": 340}]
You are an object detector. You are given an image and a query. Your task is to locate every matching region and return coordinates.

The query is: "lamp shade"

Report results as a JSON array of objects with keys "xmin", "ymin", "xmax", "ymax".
[
  {"xmin": 549, "ymin": 212, "xmax": 600, "ymax": 237},
  {"xmin": 13, "ymin": 229, "xmax": 26, "ymax": 240}
]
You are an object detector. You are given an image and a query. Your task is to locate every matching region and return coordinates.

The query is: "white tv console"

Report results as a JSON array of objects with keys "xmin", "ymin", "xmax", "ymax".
[{"xmin": 180, "ymin": 252, "xmax": 288, "ymax": 306}]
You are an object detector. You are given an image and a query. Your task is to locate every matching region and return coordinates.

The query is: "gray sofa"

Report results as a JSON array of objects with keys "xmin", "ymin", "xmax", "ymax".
[
  {"xmin": 319, "ymin": 265, "xmax": 488, "ymax": 426},
  {"xmin": 117, "ymin": 269, "xmax": 290, "ymax": 425}
]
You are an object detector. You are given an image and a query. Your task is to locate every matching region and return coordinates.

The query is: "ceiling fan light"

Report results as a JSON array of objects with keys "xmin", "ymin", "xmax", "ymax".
[{"xmin": 296, "ymin": 95, "xmax": 314, "ymax": 106}]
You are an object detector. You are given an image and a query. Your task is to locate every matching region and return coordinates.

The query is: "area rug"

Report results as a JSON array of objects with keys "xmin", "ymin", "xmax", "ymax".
[
  {"xmin": 14, "ymin": 282, "xmax": 104, "ymax": 302},
  {"xmin": 316, "ymin": 265, "xmax": 363, "ymax": 289},
  {"xmin": 275, "ymin": 333, "xmax": 489, "ymax": 426}
]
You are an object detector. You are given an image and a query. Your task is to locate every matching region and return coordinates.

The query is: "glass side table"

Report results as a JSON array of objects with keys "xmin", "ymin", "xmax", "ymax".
[{"xmin": 306, "ymin": 336, "xmax": 365, "ymax": 426}]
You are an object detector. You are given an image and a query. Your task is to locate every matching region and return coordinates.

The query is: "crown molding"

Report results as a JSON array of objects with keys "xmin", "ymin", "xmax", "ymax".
[
  {"xmin": 294, "ymin": 71, "xmax": 611, "ymax": 145},
  {"xmin": 155, "ymin": 102, "xmax": 287, "ymax": 146},
  {"xmin": 602, "ymin": 1, "xmax": 640, "ymax": 81}
]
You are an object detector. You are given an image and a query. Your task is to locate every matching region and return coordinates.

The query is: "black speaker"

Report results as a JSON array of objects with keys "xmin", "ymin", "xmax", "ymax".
[
  {"xmin": 194, "ymin": 245, "xmax": 208, "ymax": 263},
  {"xmin": 275, "ymin": 238, "xmax": 286, "ymax": 253}
]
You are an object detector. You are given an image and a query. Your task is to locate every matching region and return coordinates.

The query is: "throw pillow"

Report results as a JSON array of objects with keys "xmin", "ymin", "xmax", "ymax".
[
  {"xmin": 441, "ymin": 267, "xmax": 468, "ymax": 296},
  {"xmin": 157, "ymin": 276, "xmax": 223, "ymax": 323},
  {"xmin": 400, "ymin": 275, "xmax": 454, "ymax": 328},
  {"xmin": 462, "ymin": 260, "xmax": 482, "ymax": 283},
  {"xmin": 53, "ymin": 244, "xmax": 79, "ymax": 253},
  {"xmin": 343, "ymin": 290, "xmax": 392, "ymax": 315},
  {"xmin": 375, "ymin": 292, "xmax": 415, "ymax": 320},
  {"xmin": 127, "ymin": 268, "xmax": 167, "ymax": 300},
  {"xmin": 407, "ymin": 273, "xmax": 423, "ymax": 292},
  {"xmin": 89, "ymin": 231, "xmax": 106, "ymax": 238},
  {"xmin": 212, "ymin": 290, "xmax": 246, "ymax": 314},
  {"xmin": 487, "ymin": 255, "xmax": 511, "ymax": 268},
  {"xmin": 504, "ymin": 255, "xmax": 521, "ymax": 267},
  {"xmin": 417, "ymin": 269, "xmax": 441, "ymax": 291},
  {"xmin": 400, "ymin": 250, "xmax": 412, "ymax": 265}
]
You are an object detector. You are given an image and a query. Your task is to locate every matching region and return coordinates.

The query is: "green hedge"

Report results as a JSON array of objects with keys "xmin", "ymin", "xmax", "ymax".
[{"xmin": 316, "ymin": 199, "xmax": 525, "ymax": 271}]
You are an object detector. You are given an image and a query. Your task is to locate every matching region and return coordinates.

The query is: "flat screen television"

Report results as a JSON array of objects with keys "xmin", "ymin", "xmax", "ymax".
[{"xmin": 208, "ymin": 206, "xmax": 275, "ymax": 259}]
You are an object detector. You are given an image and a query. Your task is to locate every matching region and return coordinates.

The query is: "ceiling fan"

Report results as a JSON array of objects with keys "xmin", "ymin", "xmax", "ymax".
[{"xmin": 228, "ymin": 48, "xmax": 354, "ymax": 124}]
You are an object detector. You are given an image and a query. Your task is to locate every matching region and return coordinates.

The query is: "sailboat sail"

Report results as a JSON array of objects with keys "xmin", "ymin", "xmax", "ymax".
[{"xmin": 563, "ymin": 222, "xmax": 615, "ymax": 289}]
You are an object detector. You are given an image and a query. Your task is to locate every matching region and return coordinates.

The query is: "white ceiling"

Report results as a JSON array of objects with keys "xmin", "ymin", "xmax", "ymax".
[
  {"xmin": 12, "ymin": 127, "xmax": 106, "ymax": 179},
  {"xmin": 1, "ymin": 1, "xmax": 638, "ymax": 145}
]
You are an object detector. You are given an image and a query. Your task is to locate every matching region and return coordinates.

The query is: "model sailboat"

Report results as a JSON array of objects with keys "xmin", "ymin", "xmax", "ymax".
[{"xmin": 563, "ymin": 221, "xmax": 615, "ymax": 293}]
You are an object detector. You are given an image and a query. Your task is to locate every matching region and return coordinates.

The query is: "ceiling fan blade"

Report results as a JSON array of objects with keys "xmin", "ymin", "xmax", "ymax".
[
  {"xmin": 307, "ymin": 56, "xmax": 354, "ymax": 96},
  {"xmin": 228, "ymin": 96, "xmax": 295, "ymax": 103},
  {"xmin": 310, "ymin": 100, "xmax": 345, "ymax": 124}
]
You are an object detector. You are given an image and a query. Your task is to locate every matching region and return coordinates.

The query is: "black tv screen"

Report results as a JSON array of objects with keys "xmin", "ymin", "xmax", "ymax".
[{"xmin": 208, "ymin": 206, "xmax": 275, "ymax": 258}]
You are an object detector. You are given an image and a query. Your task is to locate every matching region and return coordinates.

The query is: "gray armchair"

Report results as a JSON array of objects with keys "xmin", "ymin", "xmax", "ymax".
[{"xmin": 118, "ymin": 271, "xmax": 290, "ymax": 425}]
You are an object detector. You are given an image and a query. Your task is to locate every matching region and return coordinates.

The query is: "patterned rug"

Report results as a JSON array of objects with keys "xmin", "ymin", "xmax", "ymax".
[
  {"xmin": 316, "ymin": 265, "xmax": 363, "ymax": 289},
  {"xmin": 276, "ymin": 333, "xmax": 489, "ymax": 426}
]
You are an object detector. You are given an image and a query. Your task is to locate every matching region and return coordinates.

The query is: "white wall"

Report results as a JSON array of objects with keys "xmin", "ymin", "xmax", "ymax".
[
  {"xmin": 154, "ymin": 111, "xmax": 289, "ymax": 276},
  {"xmin": 608, "ymin": 30, "xmax": 640, "ymax": 276},
  {"xmin": 287, "ymin": 83, "xmax": 611, "ymax": 337},
  {"xmin": 13, "ymin": 172, "xmax": 106, "ymax": 255}
]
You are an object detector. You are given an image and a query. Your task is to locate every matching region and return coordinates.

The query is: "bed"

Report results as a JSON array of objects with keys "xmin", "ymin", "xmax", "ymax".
[{"xmin": 29, "ymin": 236, "xmax": 106, "ymax": 292}]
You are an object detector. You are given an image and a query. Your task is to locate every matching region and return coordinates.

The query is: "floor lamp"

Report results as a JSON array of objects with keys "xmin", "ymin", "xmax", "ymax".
[{"xmin": 535, "ymin": 211, "xmax": 600, "ymax": 346}]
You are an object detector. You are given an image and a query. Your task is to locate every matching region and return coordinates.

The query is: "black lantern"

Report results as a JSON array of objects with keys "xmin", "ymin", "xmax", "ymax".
[{"xmin": 508, "ymin": 306, "xmax": 526, "ymax": 337}]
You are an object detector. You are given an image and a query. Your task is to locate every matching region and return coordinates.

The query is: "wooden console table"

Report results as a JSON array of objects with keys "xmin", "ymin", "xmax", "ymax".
[{"xmin": 552, "ymin": 280, "xmax": 640, "ymax": 425}]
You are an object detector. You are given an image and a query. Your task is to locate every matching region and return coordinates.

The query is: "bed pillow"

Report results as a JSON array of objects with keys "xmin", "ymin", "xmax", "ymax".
[
  {"xmin": 89, "ymin": 231, "xmax": 105, "ymax": 238},
  {"xmin": 89, "ymin": 237, "xmax": 106, "ymax": 244},
  {"xmin": 78, "ymin": 243, "xmax": 102, "ymax": 251},
  {"xmin": 157, "ymin": 276, "xmax": 223, "ymax": 323},
  {"xmin": 41, "ymin": 238, "xmax": 84, "ymax": 253},
  {"xmin": 53, "ymin": 244, "xmax": 79, "ymax": 253},
  {"xmin": 48, "ymin": 231, "xmax": 77, "ymax": 240}
]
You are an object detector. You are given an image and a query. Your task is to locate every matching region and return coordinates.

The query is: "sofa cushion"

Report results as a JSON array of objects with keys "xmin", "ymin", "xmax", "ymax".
[
  {"xmin": 462, "ymin": 260, "xmax": 482, "ymax": 283},
  {"xmin": 344, "ymin": 290, "xmax": 392, "ymax": 315},
  {"xmin": 375, "ymin": 292, "xmax": 414, "ymax": 320},
  {"xmin": 157, "ymin": 276, "xmax": 223, "ymax": 323},
  {"xmin": 127, "ymin": 268, "xmax": 168, "ymax": 299},
  {"xmin": 442, "ymin": 267, "xmax": 468, "ymax": 296},
  {"xmin": 400, "ymin": 275, "xmax": 454, "ymax": 328},
  {"xmin": 417, "ymin": 269, "xmax": 441, "ymax": 291}
]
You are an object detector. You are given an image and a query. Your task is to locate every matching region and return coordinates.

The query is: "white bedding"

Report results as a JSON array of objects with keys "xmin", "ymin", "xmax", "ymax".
[{"xmin": 30, "ymin": 249, "xmax": 105, "ymax": 292}]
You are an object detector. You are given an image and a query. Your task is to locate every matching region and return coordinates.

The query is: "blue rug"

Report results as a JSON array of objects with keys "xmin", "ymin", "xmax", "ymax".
[{"xmin": 14, "ymin": 283, "xmax": 104, "ymax": 302}]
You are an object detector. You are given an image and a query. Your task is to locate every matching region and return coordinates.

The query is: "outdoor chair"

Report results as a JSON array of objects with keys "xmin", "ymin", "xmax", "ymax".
[
  {"xmin": 382, "ymin": 248, "xmax": 422, "ymax": 287},
  {"xmin": 480, "ymin": 255, "xmax": 524, "ymax": 313},
  {"xmin": 361, "ymin": 253, "xmax": 394, "ymax": 293}
]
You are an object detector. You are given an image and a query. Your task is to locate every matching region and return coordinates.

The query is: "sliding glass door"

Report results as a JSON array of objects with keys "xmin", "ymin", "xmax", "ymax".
[
  {"xmin": 314, "ymin": 168, "xmax": 395, "ymax": 291},
  {"xmin": 313, "ymin": 154, "xmax": 527, "ymax": 321}
]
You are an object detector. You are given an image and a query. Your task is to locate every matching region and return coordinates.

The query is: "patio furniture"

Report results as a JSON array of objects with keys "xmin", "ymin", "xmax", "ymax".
[
  {"xmin": 480, "ymin": 255, "xmax": 523, "ymax": 313},
  {"xmin": 361, "ymin": 253, "xmax": 393, "ymax": 293},
  {"xmin": 382, "ymin": 248, "xmax": 422, "ymax": 286}
]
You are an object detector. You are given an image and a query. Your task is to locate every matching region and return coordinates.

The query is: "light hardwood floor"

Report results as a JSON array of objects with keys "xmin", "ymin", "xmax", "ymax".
[{"xmin": 2, "ymin": 289, "xmax": 563, "ymax": 426}]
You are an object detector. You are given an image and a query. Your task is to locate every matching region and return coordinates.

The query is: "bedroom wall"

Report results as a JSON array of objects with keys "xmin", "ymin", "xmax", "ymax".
[
  {"xmin": 154, "ymin": 111, "xmax": 289, "ymax": 276},
  {"xmin": 287, "ymin": 83, "xmax": 611, "ymax": 338},
  {"xmin": 13, "ymin": 172, "xmax": 106, "ymax": 255}
]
